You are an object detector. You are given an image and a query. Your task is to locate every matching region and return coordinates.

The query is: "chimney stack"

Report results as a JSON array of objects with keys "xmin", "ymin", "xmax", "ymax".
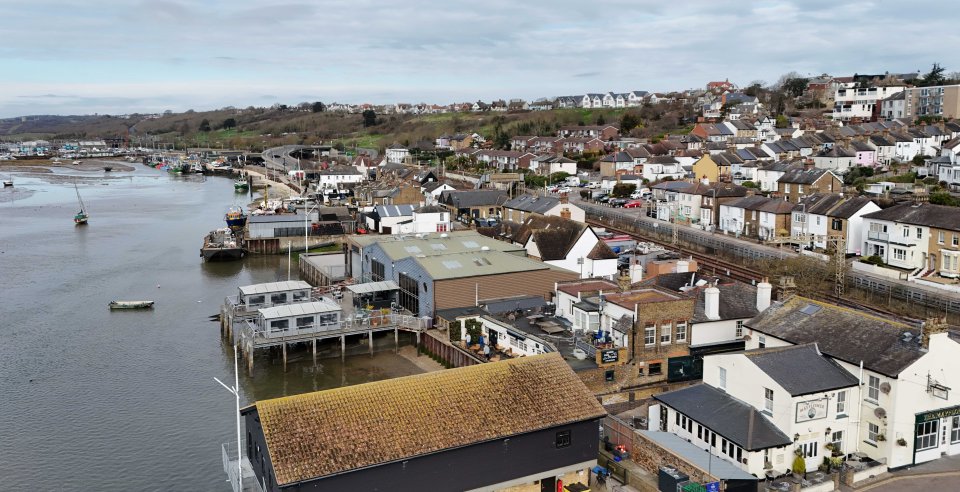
[
  {"xmin": 803, "ymin": 160, "xmax": 816, "ymax": 171},
  {"xmin": 777, "ymin": 276, "xmax": 796, "ymax": 301},
  {"xmin": 704, "ymin": 284, "xmax": 720, "ymax": 320},
  {"xmin": 922, "ymin": 317, "xmax": 947, "ymax": 349},
  {"xmin": 756, "ymin": 277, "xmax": 772, "ymax": 312}
]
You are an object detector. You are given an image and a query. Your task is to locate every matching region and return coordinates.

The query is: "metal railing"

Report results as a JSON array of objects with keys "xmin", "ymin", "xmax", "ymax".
[
  {"xmin": 240, "ymin": 313, "xmax": 431, "ymax": 345},
  {"xmin": 222, "ymin": 440, "xmax": 263, "ymax": 492}
]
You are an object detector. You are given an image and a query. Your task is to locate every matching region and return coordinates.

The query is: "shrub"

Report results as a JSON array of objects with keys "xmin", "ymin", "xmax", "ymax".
[
  {"xmin": 792, "ymin": 454, "xmax": 807, "ymax": 476},
  {"xmin": 862, "ymin": 255, "xmax": 885, "ymax": 266}
]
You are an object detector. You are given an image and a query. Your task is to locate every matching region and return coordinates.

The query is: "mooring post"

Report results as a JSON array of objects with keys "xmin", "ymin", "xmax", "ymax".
[
  {"xmin": 394, "ymin": 327, "xmax": 399, "ymax": 354},
  {"xmin": 246, "ymin": 341, "xmax": 254, "ymax": 376},
  {"xmin": 312, "ymin": 338, "xmax": 317, "ymax": 363},
  {"xmin": 341, "ymin": 335, "xmax": 346, "ymax": 362},
  {"xmin": 368, "ymin": 331, "xmax": 374, "ymax": 356}
]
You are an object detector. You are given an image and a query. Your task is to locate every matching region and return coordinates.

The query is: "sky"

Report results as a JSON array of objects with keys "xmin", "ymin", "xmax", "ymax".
[{"xmin": 1, "ymin": 0, "xmax": 958, "ymax": 118}]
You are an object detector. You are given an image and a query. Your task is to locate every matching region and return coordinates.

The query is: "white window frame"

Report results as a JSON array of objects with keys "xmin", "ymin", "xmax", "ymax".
[
  {"xmin": 836, "ymin": 391, "xmax": 847, "ymax": 416},
  {"xmin": 719, "ymin": 367, "xmax": 727, "ymax": 390},
  {"xmin": 660, "ymin": 323, "xmax": 672, "ymax": 344},
  {"xmin": 916, "ymin": 420, "xmax": 938, "ymax": 451},
  {"xmin": 952, "ymin": 416, "xmax": 960, "ymax": 444},
  {"xmin": 764, "ymin": 387, "xmax": 774, "ymax": 414},
  {"xmin": 867, "ymin": 375, "xmax": 880, "ymax": 402},
  {"xmin": 867, "ymin": 422, "xmax": 879, "ymax": 444},
  {"xmin": 735, "ymin": 320, "xmax": 744, "ymax": 338},
  {"xmin": 675, "ymin": 321, "xmax": 687, "ymax": 343},
  {"xmin": 644, "ymin": 325, "xmax": 656, "ymax": 346}
]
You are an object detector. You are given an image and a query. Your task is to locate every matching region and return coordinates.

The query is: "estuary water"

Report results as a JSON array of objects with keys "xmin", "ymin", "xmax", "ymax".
[{"xmin": 0, "ymin": 165, "xmax": 422, "ymax": 491}]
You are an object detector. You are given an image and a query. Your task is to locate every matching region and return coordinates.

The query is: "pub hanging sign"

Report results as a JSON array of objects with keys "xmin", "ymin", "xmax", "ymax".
[
  {"xmin": 795, "ymin": 398, "xmax": 829, "ymax": 423},
  {"xmin": 601, "ymin": 349, "xmax": 619, "ymax": 364}
]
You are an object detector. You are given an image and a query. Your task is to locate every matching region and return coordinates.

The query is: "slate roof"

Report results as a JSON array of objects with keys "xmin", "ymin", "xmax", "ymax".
[
  {"xmin": 414, "ymin": 205, "xmax": 447, "ymax": 214},
  {"xmin": 795, "ymin": 193, "xmax": 844, "ymax": 215},
  {"xmin": 503, "ymin": 194, "xmax": 561, "ymax": 214},
  {"xmin": 249, "ymin": 353, "xmax": 606, "ymax": 485},
  {"xmin": 440, "ymin": 189, "xmax": 510, "ymax": 208},
  {"xmin": 557, "ymin": 279, "xmax": 620, "ymax": 296},
  {"xmin": 745, "ymin": 296, "xmax": 923, "ymax": 377},
  {"xmin": 827, "ymin": 196, "xmax": 876, "ymax": 219},
  {"xmin": 778, "ymin": 167, "xmax": 835, "ymax": 185},
  {"xmin": 374, "ymin": 204, "xmax": 416, "ymax": 218},
  {"xmin": 654, "ymin": 384, "xmax": 792, "ymax": 451},
  {"xmin": 691, "ymin": 281, "xmax": 760, "ymax": 323},
  {"xmin": 743, "ymin": 344, "xmax": 859, "ymax": 396},
  {"xmin": 862, "ymin": 202, "xmax": 960, "ymax": 232}
]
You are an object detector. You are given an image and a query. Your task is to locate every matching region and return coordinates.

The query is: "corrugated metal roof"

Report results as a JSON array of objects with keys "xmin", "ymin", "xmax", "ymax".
[
  {"xmin": 259, "ymin": 300, "xmax": 340, "ymax": 319},
  {"xmin": 346, "ymin": 280, "xmax": 400, "ymax": 294},
  {"xmin": 375, "ymin": 204, "xmax": 416, "ymax": 218},
  {"xmin": 239, "ymin": 281, "xmax": 312, "ymax": 296},
  {"xmin": 416, "ymin": 250, "xmax": 548, "ymax": 280}
]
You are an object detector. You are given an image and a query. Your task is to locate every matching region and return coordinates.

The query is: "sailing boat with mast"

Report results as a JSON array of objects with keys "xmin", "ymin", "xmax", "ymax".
[{"xmin": 74, "ymin": 182, "xmax": 89, "ymax": 225}]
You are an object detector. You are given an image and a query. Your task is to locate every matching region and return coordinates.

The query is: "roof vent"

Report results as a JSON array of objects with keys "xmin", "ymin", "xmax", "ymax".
[
  {"xmin": 902, "ymin": 332, "xmax": 913, "ymax": 342},
  {"xmin": 481, "ymin": 246, "xmax": 490, "ymax": 252},
  {"xmin": 440, "ymin": 233, "xmax": 449, "ymax": 239}
]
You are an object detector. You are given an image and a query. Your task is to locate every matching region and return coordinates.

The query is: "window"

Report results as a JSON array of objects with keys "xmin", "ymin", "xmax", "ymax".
[
  {"xmin": 735, "ymin": 320, "xmax": 744, "ymax": 338},
  {"xmin": 397, "ymin": 273, "xmax": 419, "ymax": 315},
  {"xmin": 784, "ymin": 184, "xmax": 791, "ymax": 193},
  {"xmin": 836, "ymin": 391, "xmax": 847, "ymax": 416},
  {"xmin": 867, "ymin": 375, "xmax": 880, "ymax": 402},
  {"xmin": 893, "ymin": 249, "xmax": 906, "ymax": 261},
  {"xmin": 295, "ymin": 316, "xmax": 314, "ymax": 328},
  {"xmin": 660, "ymin": 324, "xmax": 672, "ymax": 344},
  {"xmin": 675, "ymin": 412, "xmax": 680, "ymax": 426},
  {"xmin": 644, "ymin": 324, "xmax": 656, "ymax": 346},
  {"xmin": 799, "ymin": 441, "xmax": 818, "ymax": 458},
  {"xmin": 269, "ymin": 319, "xmax": 289, "ymax": 332},
  {"xmin": 247, "ymin": 295, "xmax": 265, "ymax": 307},
  {"xmin": 758, "ymin": 335, "xmax": 766, "ymax": 348},
  {"xmin": 764, "ymin": 388, "xmax": 774, "ymax": 414},
  {"xmin": 916, "ymin": 420, "xmax": 938, "ymax": 451},
  {"xmin": 832, "ymin": 218, "xmax": 843, "ymax": 231},
  {"xmin": 939, "ymin": 231, "xmax": 945, "ymax": 244},
  {"xmin": 902, "ymin": 227, "xmax": 909, "ymax": 238},
  {"xmin": 676, "ymin": 322, "xmax": 687, "ymax": 342},
  {"xmin": 719, "ymin": 367, "xmax": 727, "ymax": 390},
  {"xmin": 649, "ymin": 363, "xmax": 662, "ymax": 375},
  {"xmin": 292, "ymin": 290, "xmax": 308, "ymax": 302},
  {"xmin": 555, "ymin": 430, "xmax": 571, "ymax": 448},
  {"xmin": 952, "ymin": 416, "xmax": 960, "ymax": 444},
  {"xmin": 868, "ymin": 423, "xmax": 879, "ymax": 443},
  {"xmin": 916, "ymin": 227, "xmax": 922, "ymax": 239},
  {"xmin": 831, "ymin": 431, "xmax": 844, "ymax": 454},
  {"xmin": 318, "ymin": 313, "xmax": 337, "ymax": 326},
  {"xmin": 953, "ymin": 234, "xmax": 958, "ymax": 247},
  {"xmin": 697, "ymin": 424, "xmax": 703, "ymax": 440},
  {"xmin": 370, "ymin": 259, "xmax": 385, "ymax": 281}
]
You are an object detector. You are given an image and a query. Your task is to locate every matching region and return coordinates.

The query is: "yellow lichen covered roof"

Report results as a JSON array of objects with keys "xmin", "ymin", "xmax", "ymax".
[{"xmin": 255, "ymin": 352, "xmax": 606, "ymax": 485}]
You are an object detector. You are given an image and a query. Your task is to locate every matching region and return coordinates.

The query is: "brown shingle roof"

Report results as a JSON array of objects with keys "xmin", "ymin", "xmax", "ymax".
[{"xmin": 252, "ymin": 353, "xmax": 606, "ymax": 485}]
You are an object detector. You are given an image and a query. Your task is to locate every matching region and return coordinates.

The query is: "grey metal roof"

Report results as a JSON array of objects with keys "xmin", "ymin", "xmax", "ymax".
[
  {"xmin": 654, "ymin": 384, "xmax": 792, "ymax": 451},
  {"xmin": 346, "ymin": 280, "xmax": 399, "ymax": 294},
  {"xmin": 415, "ymin": 250, "xmax": 552, "ymax": 280},
  {"xmin": 745, "ymin": 296, "xmax": 923, "ymax": 377},
  {"xmin": 239, "ymin": 281, "xmax": 311, "ymax": 296},
  {"xmin": 636, "ymin": 431, "xmax": 759, "ymax": 481},
  {"xmin": 744, "ymin": 344, "xmax": 859, "ymax": 396},
  {"xmin": 259, "ymin": 299, "xmax": 340, "ymax": 319}
]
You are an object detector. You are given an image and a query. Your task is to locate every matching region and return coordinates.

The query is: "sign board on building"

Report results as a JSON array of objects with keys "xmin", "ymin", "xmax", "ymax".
[
  {"xmin": 795, "ymin": 398, "xmax": 829, "ymax": 423},
  {"xmin": 601, "ymin": 349, "xmax": 619, "ymax": 364},
  {"xmin": 915, "ymin": 404, "xmax": 960, "ymax": 424},
  {"xmin": 705, "ymin": 482, "xmax": 720, "ymax": 492}
]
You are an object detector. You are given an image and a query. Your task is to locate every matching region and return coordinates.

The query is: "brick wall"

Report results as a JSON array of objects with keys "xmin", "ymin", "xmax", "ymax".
[
  {"xmin": 633, "ymin": 297, "xmax": 696, "ymax": 374},
  {"xmin": 629, "ymin": 426, "xmax": 718, "ymax": 485}
]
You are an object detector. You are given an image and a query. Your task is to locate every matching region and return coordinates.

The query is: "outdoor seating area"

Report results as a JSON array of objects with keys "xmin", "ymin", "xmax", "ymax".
[{"xmin": 765, "ymin": 470, "xmax": 832, "ymax": 492}]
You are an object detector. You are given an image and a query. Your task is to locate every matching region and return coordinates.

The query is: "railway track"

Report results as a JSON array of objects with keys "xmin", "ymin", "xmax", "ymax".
[{"xmin": 588, "ymin": 217, "xmax": 923, "ymax": 327}]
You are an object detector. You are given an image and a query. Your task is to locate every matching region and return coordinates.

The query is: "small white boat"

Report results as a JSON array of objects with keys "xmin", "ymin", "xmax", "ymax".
[
  {"xmin": 109, "ymin": 300, "xmax": 155, "ymax": 310},
  {"xmin": 2, "ymin": 178, "xmax": 11, "ymax": 187}
]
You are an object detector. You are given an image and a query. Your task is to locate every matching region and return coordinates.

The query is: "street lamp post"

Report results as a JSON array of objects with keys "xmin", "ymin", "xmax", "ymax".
[{"xmin": 214, "ymin": 345, "xmax": 242, "ymax": 492}]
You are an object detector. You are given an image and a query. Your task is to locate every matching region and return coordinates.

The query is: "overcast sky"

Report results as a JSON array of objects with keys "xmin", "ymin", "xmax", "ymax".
[{"xmin": 1, "ymin": 0, "xmax": 957, "ymax": 118}]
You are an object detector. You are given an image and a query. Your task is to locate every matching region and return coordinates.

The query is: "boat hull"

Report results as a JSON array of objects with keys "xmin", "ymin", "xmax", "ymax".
[
  {"xmin": 201, "ymin": 247, "xmax": 245, "ymax": 262},
  {"xmin": 225, "ymin": 217, "xmax": 247, "ymax": 229},
  {"xmin": 109, "ymin": 301, "xmax": 155, "ymax": 309}
]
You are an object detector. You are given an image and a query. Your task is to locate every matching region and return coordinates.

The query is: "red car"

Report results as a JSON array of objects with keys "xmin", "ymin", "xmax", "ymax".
[{"xmin": 624, "ymin": 200, "xmax": 644, "ymax": 209}]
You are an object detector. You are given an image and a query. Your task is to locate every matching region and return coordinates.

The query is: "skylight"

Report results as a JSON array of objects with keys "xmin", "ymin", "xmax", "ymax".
[{"xmin": 799, "ymin": 304, "xmax": 822, "ymax": 315}]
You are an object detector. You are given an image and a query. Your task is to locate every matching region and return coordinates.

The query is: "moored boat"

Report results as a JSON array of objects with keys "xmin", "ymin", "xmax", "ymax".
[
  {"xmin": 224, "ymin": 206, "xmax": 247, "ymax": 230},
  {"xmin": 234, "ymin": 179, "xmax": 249, "ymax": 191},
  {"xmin": 201, "ymin": 228, "xmax": 245, "ymax": 262},
  {"xmin": 74, "ymin": 182, "xmax": 89, "ymax": 225},
  {"xmin": 103, "ymin": 166, "xmax": 113, "ymax": 172},
  {"xmin": 109, "ymin": 300, "xmax": 155, "ymax": 310},
  {"xmin": 3, "ymin": 177, "xmax": 12, "ymax": 187}
]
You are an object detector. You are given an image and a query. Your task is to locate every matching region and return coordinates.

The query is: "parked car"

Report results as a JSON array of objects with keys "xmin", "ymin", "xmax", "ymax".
[
  {"xmin": 609, "ymin": 198, "xmax": 629, "ymax": 207},
  {"xmin": 557, "ymin": 186, "xmax": 572, "ymax": 193},
  {"xmin": 596, "ymin": 194, "xmax": 610, "ymax": 203},
  {"xmin": 624, "ymin": 200, "xmax": 644, "ymax": 209},
  {"xmin": 630, "ymin": 189, "xmax": 651, "ymax": 200}
]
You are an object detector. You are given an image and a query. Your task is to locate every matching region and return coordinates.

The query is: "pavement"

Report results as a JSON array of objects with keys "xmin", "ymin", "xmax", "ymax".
[{"xmin": 851, "ymin": 453, "xmax": 960, "ymax": 491}]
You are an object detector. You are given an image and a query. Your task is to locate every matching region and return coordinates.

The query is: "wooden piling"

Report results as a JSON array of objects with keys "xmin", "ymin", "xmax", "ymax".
[
  {"xmin": 312, "ymin": 338, "xmax": 317, "ymax": 363},
  {"xmin": 394, "ymin": 327, "xmax": 399, "ymax": 354},
  {"xmin": 341, "ymin": 335, "xmax": 346, "ymax": 362},
  {"xmin": 368, "ymin": 331, "xmax": 374, "ymax": 356},
  {"xmin": 282, "ymin": 342, "xmax": 287, "ymax": 372}
]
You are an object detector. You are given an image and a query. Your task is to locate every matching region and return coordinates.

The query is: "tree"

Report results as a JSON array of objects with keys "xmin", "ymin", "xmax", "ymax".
[
  {"xmin": 920, "ymin": 63, "xmax": 946, "ymax": 87},
  {"xmin": 198, "ymin": 119, "xmax": 211, "ymax": 132},
  {"xmin": 930, "ymin": 192, "xmax": 959, "ymax": 207},
  {"xmin": 595, "ymin": 114, "xmax": 606, "ymax": 125},
  {"xmin": 361, "ymin": 109, "xmax": 377, "ymax": 127},
  {"xmin": 611, "ymin": 183, "xmax": 636, "ymax": 198},
  {"xmin": 312, "ymin": 101, "xmax": 326, "ymax": 113},
  {"xmin": 775, "ymin": 115, "xmax": 789, "ymax": 128},
  {"xmin": 222, "ymin": 118, "xmax": 237, "ymax": 129},
  {"xmin": 620, "ymin": 112, "xmax": 641, "ymax": 133}
]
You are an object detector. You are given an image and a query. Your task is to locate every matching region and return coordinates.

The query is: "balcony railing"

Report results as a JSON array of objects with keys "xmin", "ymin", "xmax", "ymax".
[
  {"xmin": 222, "ymin": 440, "xmax": 263, "ymax": 492},
  {"xmin": 868, "ymin": 231, "xmax": 889, "ymax": 242},
  {"xmin": 240, "ymin": 313, "xmax": 432, "ymax": 346}
]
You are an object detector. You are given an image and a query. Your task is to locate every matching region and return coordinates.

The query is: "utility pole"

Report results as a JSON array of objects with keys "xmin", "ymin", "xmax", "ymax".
[{"xmin": 834, "ymin": 236, "xmax": 846, "ymax": 297}]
